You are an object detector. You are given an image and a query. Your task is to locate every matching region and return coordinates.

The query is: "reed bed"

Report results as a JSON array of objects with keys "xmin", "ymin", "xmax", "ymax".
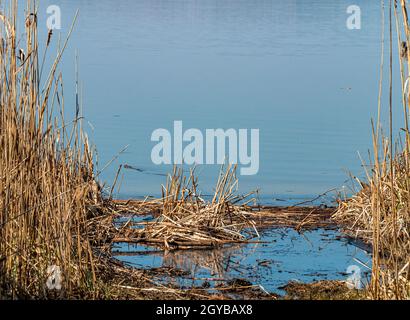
[
  {"xmin": 128, "ymin": 165, "xmax": 259, "ymax": 249},
  {"xmin": 335, "ymin": 152, "xmax": 410, "ymax": 299},
  {"xmin": 334, "ymin": 0, "xmax": 410, "ymax": 300},
  {"xmin": 0, "ymin": 1, "xmax": 111, "ymax": 298}
]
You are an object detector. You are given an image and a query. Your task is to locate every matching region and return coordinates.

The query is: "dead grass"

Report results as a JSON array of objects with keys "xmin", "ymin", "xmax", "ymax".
[
  {"xmin": 282, "ymin": 281, "xmax": 367, "ymax": 300},
  {"xmin": 334, "ymin": 0, "xmax": 410, "ymax": 300},
  {"xmin": 0, "ymin": 0, "xmax": 115, "ymax": 299},
  {"xmin": 121, "ymin": 165, "xmax": 259, "ymax": 249}
]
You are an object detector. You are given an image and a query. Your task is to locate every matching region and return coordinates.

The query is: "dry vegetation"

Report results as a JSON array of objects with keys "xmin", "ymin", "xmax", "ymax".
[
  {"xmin": 115, "ymin": 166, "xmax": 336, "ymax": 250},
  {"xmin": 334, "ymin": 1, "xmax": 410, "ymax": 300},
  {"xmin": 124, "ymin": 165, "xmax": 260, "ymax": 249},
  {"xmin": 0, "ymin": 1, "xmax": 267, "ymax": 299},
  {"xmin": 282, "ymin": 280, "xmax": 366, "ymax": 300},
  {"xmin": 0, "ymin": 1, "xmax": 207, "ymax": 300},
  {"xmin": 0, "ymin": 0, "xmax": 114, "ymax": 298}
]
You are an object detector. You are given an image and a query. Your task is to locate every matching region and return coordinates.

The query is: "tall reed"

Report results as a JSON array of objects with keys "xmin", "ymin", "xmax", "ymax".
[
  {"xmin": 0, "ymin": 1, "xmax": 101, "ymax": 298},
  {"xmin": 335, "ymin": 0, "xmax": 410, "ymax": 300}
]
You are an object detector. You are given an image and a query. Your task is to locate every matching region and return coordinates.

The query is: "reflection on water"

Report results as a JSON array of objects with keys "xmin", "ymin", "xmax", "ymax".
[
  {"xmin": 31, "ymin": 1, "xmax": 400, "ymax": 199},
  {"xmin": 162, "ymin": 244, "xmax": 250, "ymax": 278},
  {"xmin": 114, "ymin": 228, "xmax": 371, "ymax": 294}
]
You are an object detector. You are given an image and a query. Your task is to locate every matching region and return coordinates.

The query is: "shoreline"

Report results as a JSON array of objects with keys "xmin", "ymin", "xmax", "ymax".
[{"xmin": 87, "ymin": 198, "xmax": 369, "ymax": 300}]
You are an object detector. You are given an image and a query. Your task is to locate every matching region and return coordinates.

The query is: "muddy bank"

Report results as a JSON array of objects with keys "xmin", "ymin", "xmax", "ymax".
[{"xmin": 281, "ymin": 280, "xmax": 366, "ymax": 300}]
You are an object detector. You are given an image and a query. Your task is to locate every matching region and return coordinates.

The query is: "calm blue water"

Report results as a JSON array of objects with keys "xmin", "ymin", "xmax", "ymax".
[
  {"xmin": 30, "ymin": 1, "xmax": 404, "ymax": 202},
  {"xmin": 114, "ymin": 228, "xmax": 371, "ymax": 294}
]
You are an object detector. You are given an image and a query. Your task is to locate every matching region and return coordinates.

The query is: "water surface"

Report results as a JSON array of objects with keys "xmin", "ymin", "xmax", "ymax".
[
  {"xmin": 33, "ymin": 0, "xmax": 402, "ymax": 201},
  {"xmin": 114, "ymin": 228, "xmax": 371, "ymax": 294}
]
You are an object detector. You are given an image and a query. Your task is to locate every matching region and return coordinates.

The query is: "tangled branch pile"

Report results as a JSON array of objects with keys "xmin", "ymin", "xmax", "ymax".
[{"xmin": 132, "ymin": 165, "xmax": 259, "ymax": 249}]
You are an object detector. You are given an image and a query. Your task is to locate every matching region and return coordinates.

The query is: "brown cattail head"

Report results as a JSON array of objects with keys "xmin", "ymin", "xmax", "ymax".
[
  {"xmin": 25, "ymin": 13, "xmax": 37, "ymax": 27},
  {"xmin": 18, "ymin": 48, "xmax": 25, "ymax": 62},
  {"xmin": 47, "ymin": 29, "xmax": 53, "ymax": 47},
  {"xmin": 400, "ymin": 41, "xmax": 408, "ymax": 60}
]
